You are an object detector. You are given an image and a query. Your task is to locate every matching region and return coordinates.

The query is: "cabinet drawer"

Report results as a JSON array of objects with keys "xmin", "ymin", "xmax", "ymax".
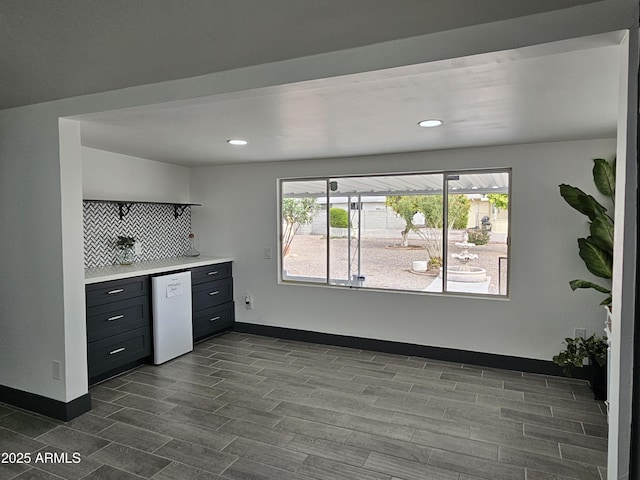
[
  {"xmin": 193, "ymin": 302, "xmax": 235, "ymax": 342},
  {"xmin": 191, "ymin": 262, "xmax": 232, "ymax": 285},
  {"xmin": 86, "ymin": 296, "xmax": 150, "ymax": 343},
  {"xmin": 192, "ymin": 278, "xmax": 233, "ymax": 311},
  {"xmin": 87, "ymin": 327, "xmax": 152, "ymax": 379},
  {"xmin": 86, "ymin": 276, "xmax": 149, "ymax": 307}
]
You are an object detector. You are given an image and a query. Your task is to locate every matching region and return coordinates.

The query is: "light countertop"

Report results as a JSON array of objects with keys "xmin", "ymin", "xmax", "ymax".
[{"xmin": 85, "ymin": 256, "xmax": 234, "ymax": 284}]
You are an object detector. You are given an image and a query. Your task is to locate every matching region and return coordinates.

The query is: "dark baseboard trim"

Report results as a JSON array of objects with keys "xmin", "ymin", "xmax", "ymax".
[
  {"xmin": 89, "ymin": 358, "xmax": 149, "ymax": 387},
  {"xmin": 233, "ymin": 322, "xmax": 587, "ymax": 379},
  {"xmin": 0, "ymin": 384, "xmax": 91, "ymax": 421}
]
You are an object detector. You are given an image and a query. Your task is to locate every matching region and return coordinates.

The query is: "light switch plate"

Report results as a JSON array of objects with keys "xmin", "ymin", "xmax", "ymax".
[
  {"xmin": 134, "ymin": 241, "xmax": 142, "ymax": 255},
  {"xmin": 264, "ymin": 247, "xmax": 272, "ymax": 259}
]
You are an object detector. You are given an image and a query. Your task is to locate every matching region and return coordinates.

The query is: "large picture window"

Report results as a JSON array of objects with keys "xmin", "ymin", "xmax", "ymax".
[{"xmin": 280, "ymin": 169, "xmax": 510, "ymax": 297}]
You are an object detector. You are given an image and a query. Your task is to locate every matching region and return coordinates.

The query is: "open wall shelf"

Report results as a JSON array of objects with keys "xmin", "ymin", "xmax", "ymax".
[{"xmin": 83, "ymin": 199, "xmax": 201, "ymax": 220}]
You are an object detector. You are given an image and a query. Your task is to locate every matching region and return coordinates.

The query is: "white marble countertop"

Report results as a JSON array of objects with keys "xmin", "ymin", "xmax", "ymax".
[{"xmin": 85, "ymin": 256, "xmax": 234, "ymax": 284}]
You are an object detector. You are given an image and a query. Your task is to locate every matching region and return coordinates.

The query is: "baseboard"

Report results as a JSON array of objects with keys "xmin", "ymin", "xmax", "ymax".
[
  {"xmin": 89, "ymin": 358, "xmax": 149, "ymax": 387},
  {"xmin": 0, "ymin": 384, "xmax": 91, "ymax": 421},
  {"xmin": 233, "ymin": 322, "xmax": 586, "ymax": 379}
]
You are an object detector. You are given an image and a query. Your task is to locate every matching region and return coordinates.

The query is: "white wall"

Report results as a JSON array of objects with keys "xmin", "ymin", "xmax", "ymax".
[
  {"xmin": 59, "ymin": 120, "xmax": 88, "ymax": 401},
  {"xmin": 82, "ymin": 147, "xmax": 191, "ymax": 203},
  {"xmin": 190, "ymin": 139, "xmax": 616, "ymax": 360},
  {"xmin": 0, "ymin": 106, "xmax": 68, "ymax": 402}
]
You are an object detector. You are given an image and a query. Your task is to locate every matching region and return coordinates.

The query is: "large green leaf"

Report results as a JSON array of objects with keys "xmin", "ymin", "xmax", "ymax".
[
  {"xmin": 577, "ymin": 237, "xmax": 613, "ymax": 279},
  {"xmin": 593, "ymin": 158, "xmax": 615, "ymax": 201},
  {"xmin": 569, "ymin": 279, "xmax": 611, "ymax": 294},
  {"xmin": 601, "ymin": 296, "xmax": 612, "ymax": 306},
  {"xmin": 590, "ymin": 216, "xmax": 614, "ymax": 254},
  {"xmin": 559, "ymin": 184, "xmax": 608, "ymax": 221},
  {"xmin": 569, "ymin": 280, "xmax": 612, "ymax": 306}
]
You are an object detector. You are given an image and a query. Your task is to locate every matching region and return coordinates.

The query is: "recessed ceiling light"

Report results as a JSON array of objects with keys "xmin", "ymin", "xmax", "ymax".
[
  {"xmin": 227, "ymin": 139, "xmax": 248, "ymax": 146},
  {"xmin": 418, "ymin": 119, "xmax": 443, "ymax": 128}
]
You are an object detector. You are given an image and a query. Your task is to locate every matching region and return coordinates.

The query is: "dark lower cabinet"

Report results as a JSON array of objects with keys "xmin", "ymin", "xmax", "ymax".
[
  {"xmin": 85, "ymin": 262, "xmax": 235, "ymax": 384},
  {"xmin": 192, "ymin": 278, "xmax": 233, "ymax": 311},
  {"xmin": 193, "ymin": 302, "xmax": 235, "ymax": 342},
  {"xmin": 85, "ymin": 275, "xmax": 151, "ymax": 385},
  {"xmin": 87, "ymin": 327, "xmax": 152, "ymax": 379},
  {"xmin": 86, "ymin": 295, "xmax": 150, "ymax": 343},
  {"xmin": 191, "ymin": 262, "xmax": 235, "ymax": 342}
]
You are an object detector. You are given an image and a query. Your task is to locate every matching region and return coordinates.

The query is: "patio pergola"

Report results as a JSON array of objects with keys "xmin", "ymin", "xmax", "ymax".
[{"xmin": 281, "ymin": 171, "xmax": 510, "ymax": 198}]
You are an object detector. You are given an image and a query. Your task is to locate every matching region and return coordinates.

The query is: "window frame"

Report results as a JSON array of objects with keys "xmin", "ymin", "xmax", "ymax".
[{"xmin": 278, "ymin": 167, "xmax": 511, "ymax": 299}]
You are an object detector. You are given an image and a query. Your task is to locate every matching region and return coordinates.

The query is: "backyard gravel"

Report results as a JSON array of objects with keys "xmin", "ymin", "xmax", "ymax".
[{"xmin": 283, "ymin": 233, "xmax": 508, "ymax": 294}]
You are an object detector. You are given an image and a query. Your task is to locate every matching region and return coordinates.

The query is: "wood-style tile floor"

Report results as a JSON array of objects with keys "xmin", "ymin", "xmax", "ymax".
[{"xmin": 0, "ymin": 331, "xmax": 608, "ymax": 480}]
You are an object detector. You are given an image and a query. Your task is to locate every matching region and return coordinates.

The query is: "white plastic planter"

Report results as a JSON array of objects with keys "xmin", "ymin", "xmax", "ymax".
[{"xmin": 412, "ymin": 260, "xmax": 427, "ymax": 272}]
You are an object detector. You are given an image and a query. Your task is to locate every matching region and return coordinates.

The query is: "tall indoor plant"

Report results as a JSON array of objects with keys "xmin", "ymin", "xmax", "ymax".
[
  {"xmin": 558, "ymin": 157, "xmax": 615, "ymax": 307},
  {"xmin": 554, "ymin": 157, "xmax": 615, "ymax": 400}
]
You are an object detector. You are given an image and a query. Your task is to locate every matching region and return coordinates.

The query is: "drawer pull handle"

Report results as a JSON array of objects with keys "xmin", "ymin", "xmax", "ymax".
[
  {"xmin": 207, "ymin": 271, "xmax": 218, "ymax": 276},
  {"xmin": 107, "ymin": 315, "xmax": 124, "ymax": 321},
  {"xmin": 209, "ymin": 291, "xmax": 220, "ymax": 296},
  {"xmin": 209, "ymin": 316, "xmax": 221, "ymax": 322},
  {"xmin": 109, "ymin": 347, "xmax": 126, "ymax": 355},
  {"xmin": 107, "ymin": 289, "xmax": 124, "ymax": 295}
]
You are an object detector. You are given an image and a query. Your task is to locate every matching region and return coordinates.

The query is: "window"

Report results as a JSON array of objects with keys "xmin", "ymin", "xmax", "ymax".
[{"xmin": 280, "ymin": 169, "xmax": 510, "ymax": 297}]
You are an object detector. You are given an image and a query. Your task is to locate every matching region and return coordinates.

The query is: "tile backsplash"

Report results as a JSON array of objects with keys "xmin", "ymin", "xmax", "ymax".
[{"xmin": 84, "ymin": 201, "xmax": 191, "ymax": 268}]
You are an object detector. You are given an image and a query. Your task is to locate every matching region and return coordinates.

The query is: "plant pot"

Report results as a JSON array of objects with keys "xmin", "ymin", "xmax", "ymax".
[
  {"xmin": 412, "ymin": 260, "xmax": 427, "ymax": 272},
  {"xmin": 590, "ymin": 361, "xmax": 607, "ymax": 401},
  {"xmin": 116, "ymin": 247, "xmax": 135, "ymax": 265}
]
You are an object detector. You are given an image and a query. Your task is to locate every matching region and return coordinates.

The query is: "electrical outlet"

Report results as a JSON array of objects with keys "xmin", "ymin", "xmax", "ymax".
[
  {"xmin": 574, "ymin": 328, "xmax": 587, "ymax": 339},
  {"xmin": 244, "ymin": 295, "xmax": 253, "ymax": 309},
  {"xmin": 134, "ymin": 241, "xmax": 142, "ymax": 255},
  {"xmin": 52, "ymin": 361, "xmax": 61, "ymax": 380}
]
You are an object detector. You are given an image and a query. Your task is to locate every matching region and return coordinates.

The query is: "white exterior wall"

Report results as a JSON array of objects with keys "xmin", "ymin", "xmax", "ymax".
[{"xmin": 191, "ymin": 139, "xmax": 615, "ymax": 360}]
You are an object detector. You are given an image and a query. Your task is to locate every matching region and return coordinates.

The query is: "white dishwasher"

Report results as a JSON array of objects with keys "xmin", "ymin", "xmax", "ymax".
[{"xmin": 152, "ymin": 271, "xmax": 193, "ymax": 364}]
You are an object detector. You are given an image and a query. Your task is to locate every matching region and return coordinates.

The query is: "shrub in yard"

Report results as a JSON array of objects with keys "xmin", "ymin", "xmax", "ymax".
[
  {"xmin": 419, "ymin": 195, "xmax": 471, "ymax": 230},
  {"xmin": 428, "ymin": 256, "xmax": 442, "ymax": 269},
  {"xmin": 467, "ymin": 229, "xmax": 490, "ymax": 245},
  {"xmin": 329, "ymin": 208, "xmax": 349, "ymax": 228},
  {"xmin": 282, "ymin": 197, "xmax": 319, "ymax": 256}
]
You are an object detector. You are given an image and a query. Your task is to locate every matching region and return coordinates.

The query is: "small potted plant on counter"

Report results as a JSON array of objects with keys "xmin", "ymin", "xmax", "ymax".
[
  {"xmin": 115, "ymin": 235, "xmax": 136, "ymax": 265},
  {"xmin": 553, "ymin": 334, "xmax": 608, "ymax": 400}
]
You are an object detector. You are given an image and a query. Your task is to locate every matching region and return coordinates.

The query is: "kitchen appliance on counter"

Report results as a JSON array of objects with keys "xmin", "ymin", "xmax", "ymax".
[{"xmin": 151, "ymin": 271, "xmax": 193, "ymax": 364}]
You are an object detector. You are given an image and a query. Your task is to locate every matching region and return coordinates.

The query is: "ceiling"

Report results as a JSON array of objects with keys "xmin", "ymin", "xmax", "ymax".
[
  {"xmin": 76, "ymin": 33, "xmax": 621, "ymax": 166},
  {"xmin": 1, "ymin": 1, "xmax": 620, "ymax": 167},
  {"xmin": 0, "ymin": 0, "xmax": 604, "ymax": 110}
]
